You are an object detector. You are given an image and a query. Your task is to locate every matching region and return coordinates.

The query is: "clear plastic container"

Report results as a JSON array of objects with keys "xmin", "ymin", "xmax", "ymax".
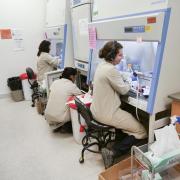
[{"xmin": 131, "ymin": 144, "xmax": 180, "ymax": 179}]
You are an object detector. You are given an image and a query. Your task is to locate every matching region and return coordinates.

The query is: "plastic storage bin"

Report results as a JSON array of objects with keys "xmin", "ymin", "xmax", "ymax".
[{"xmin": 131, "ymin": 143, "xmax": 180, "ymax": 179}]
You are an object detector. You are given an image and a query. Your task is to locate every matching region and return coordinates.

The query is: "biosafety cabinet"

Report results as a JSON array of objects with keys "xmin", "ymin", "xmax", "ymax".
[
  {"xmin": 88, "ymin": 0, "xmax": 180, "ymax": 142},
  {"xmin": 92, "ymin": 0, "xmax": 169, "ymax": 21},
  {"xmin": 45, "ymin": 0, "xmax": 73, "ymax": 68},
  {"xmin": 45, "ymin": 26, "xmax": 65, "ymax": 69},
  {"xmin": 44, "ymin": 0, "xmax": 74, "ymax": 94},
  {"xmin": 71, "ymin": 0, "xmax": 92, "ymax": 91}
]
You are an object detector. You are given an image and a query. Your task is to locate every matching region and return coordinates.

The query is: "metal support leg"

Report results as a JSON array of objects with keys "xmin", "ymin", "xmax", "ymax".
[{"xmin": 148, "ymin": 114, "xmax": 156, "ymax": 143}]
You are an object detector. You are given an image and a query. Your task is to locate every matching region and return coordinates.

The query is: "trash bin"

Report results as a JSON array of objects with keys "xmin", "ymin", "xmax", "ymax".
[
  {"xmin": 7, "ymin": 76, "xmax": 24, "ymax": 102},
  {"xmin": 67, "ymin": 96, "xmax": 87, "ymax": 144},
  {"xmin": 19, "ymin": 73, "xmax": 32, "ymax": 101}
]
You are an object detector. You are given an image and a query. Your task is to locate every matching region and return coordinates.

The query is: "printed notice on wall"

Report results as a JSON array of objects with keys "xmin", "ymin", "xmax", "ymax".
[
  {"xmin": 88, "ymin": 27, "xmax": 97, "ymax": 49},
  {"xmin": 11, "ymin": 29, "xmax": 24, "ymax": 51},
  {"xmin": 0, "ymin": 29, "xmax": 12, "ymax": 39},
  {"xmin": 79, "ymin": 18, "xmax": 88, "ymax": 35},
  {"xmin": 92, "ymin": 0, "xmax": 98, "ymax": 17}
]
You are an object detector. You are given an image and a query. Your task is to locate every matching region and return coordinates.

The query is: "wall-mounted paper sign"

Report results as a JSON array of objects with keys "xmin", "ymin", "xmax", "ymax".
[
  {"xmin": 0, "ymin": 29, "xmax": 12, "ymax": 39},
  {"xmin": 88, "ymin": 27, "xmax": 97, "ymax": 49},
  {"xmin": 79, "ymin": 18, "xmax": 88, "ymax": 35},
  {"xmin": 11, "ymin": 29, "xmax": 24, "ymax": 51}
]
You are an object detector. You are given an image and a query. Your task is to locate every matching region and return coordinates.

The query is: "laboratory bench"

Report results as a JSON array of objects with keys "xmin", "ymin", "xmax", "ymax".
[{"xmin": 120, "ymin": 95, "xmax": 171, "ymax": 143}]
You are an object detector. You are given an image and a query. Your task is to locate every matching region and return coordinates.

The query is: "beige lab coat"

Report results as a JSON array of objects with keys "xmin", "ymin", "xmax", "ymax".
[
  {"xmin": 90, "ymin": 61, "xmax": 147, "ymax": 139},
  {"xmin": 37, "ymin": 52, "xmax": 59, "ymax": 82},
  {"xmin": 45, "ymin": 78, "xmax": 82, "ymax": 125}
]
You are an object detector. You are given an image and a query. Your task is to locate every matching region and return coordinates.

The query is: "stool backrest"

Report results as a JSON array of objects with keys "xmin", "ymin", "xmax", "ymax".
[
  {"xmin": 74, "ymin": 97, "xmax": 94, "ymax": 128},
  {"xmin": 26, "ymin": 67, "xmax": 36, "ymax": 80}
]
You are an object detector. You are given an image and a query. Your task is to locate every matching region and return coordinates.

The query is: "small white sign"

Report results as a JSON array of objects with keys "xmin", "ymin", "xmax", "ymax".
[
  {"xmin": 79, "ymin": 18, "xmax": 88, "ymax": 35},
  {"xmin": 12, "ymin": 29, "xmax": 24, "ymax": 51}
]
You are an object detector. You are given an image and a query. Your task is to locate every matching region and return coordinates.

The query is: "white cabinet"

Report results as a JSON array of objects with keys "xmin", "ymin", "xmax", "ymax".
[
  {"xmin": 46, "ymin": 0, "xmax": 66, "ymax": 27},
  {"xmin": 71, "ymin": 3, "xmax": 91, "ymax": 62},
  {"xmin": 92, "ymin": 0, "xmax": 168, "ymax": 21}
]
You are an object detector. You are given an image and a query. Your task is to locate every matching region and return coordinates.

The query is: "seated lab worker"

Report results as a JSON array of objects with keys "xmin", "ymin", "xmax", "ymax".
[
  {"xmin": 45, "ymin": 67, "xmax": 82, "ymax": 131},
  {"xmin": 37, "ymin": 40, "xmax": 60, "ymax": 83},
  {"xmin": 90, "ymin": 41, "xmax": 147, "ymax": 168}
]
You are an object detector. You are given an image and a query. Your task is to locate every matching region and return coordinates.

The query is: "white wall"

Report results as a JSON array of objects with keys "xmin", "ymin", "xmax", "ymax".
[{"xmin": 0, "ymin": 0, "xmax": 46, "ymax": 96}]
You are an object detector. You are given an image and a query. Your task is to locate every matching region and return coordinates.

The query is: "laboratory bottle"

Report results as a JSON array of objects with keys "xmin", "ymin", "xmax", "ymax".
[
  {"xmin": 122, "ymin": 58, "xmax": 127, "ymax": 71},
  {"xmin": 127, "ymin": 64, "xmax": 133, "ymax": 73}
]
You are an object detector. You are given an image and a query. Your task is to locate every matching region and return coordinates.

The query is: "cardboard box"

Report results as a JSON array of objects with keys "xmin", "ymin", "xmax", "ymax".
[
  {"xmin": 171, "ymin": 101, "xmax": 180, "ymax": 116},
  {"xmin": 170, "ymin": 116, "xmax": 180, "ymax": 135},
  {"xmin": 176, "ymin": 123, "xmax": 180, "ymax": 134},
  {"xmin": 99, "ymin": 157, "xmax": 141, "ymax": 180},
  {"xmin": 99, "ymin": 157, "xmax": 180, "ymax": 180}
]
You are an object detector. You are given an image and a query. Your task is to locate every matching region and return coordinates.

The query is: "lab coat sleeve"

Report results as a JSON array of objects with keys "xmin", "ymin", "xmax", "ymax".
[
  {"xmin": 46, "ymin": 54, "xmax": 59, "ymax": 67},
  {"xmin": 107, "ymin": 67, "xmax": 131, "ymax": 95},
  {"xmin": 71, "ymin": 84, "xmax": 82, "ymax": 96}
]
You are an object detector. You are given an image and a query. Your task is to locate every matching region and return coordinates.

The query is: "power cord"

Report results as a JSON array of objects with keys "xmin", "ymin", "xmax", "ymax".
[{"xmin": 135, "ymin": 75, "xmax": 140, "ymax": 121}]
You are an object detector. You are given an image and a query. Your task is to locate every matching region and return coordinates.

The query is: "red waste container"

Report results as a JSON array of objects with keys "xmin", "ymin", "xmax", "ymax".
[
  {"xmin": 19, "ymin": 73, "xmax": 32, "ymax": 100},
  {"xmin": 67, "ymin": 95, "xmax": 91, "ymax": 144}
]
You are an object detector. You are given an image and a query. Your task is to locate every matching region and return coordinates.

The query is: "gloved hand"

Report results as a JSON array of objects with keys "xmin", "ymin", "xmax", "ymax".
[{"xmin": 120, "ymin": 72, "xmax": 132, "ymax": 83}]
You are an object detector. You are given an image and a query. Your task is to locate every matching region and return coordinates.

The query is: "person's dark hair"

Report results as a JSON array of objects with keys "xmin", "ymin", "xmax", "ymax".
[
  {"xmin": 37, "ymin": 40, "xmax": 51, "ymax": 56},
  {"xmin": 60, "ymin": 67, "xmax": 77, "ymax": 81},
  {"xmin": 99, "ymin": 41, "xmax": 123, "ymax": 61}
]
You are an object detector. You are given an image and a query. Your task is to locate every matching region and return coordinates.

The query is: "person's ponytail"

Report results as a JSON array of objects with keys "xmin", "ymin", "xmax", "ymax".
[{"xmin": 99, "ymin": 48, "xmax": 104, "ymax": 58}]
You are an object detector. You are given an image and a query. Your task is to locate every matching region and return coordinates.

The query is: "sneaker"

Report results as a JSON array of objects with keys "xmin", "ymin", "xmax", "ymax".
[
  {"xmin": 101, "ymin": 148, "xmax": 114, "ymax": 169},
  {"xmin": 49, "ymin": 123, "xmax": 62, "ymax": 132},
  {"xmin": 60, "ymin": 122, "xmax": 73, "ymax": 134}
]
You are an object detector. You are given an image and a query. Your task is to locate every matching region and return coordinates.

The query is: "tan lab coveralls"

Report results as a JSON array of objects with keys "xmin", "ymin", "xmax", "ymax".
[
  {"xmin": 45, "ymin": 78, "xmax": 82, "ymax": 125},
  {"xmin": 37, "ymin": 52, "xmax": 59, "ymax": 82},
  {"xmin": 90, "ymin": 61, "xmax": 147, "ymax": 139}
]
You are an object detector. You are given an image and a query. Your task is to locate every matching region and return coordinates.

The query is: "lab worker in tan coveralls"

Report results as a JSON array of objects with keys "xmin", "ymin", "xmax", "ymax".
[
  {"xmin": 45, "ymin": 67, "xmax": 82, "ymax": 131},
  {"xmin": 37, "ymin": 40, "xmax": 60, "ymax": 83},
  {"xmin": 90, "ymin": 41, "xmax": 147, "ymax": 168}
]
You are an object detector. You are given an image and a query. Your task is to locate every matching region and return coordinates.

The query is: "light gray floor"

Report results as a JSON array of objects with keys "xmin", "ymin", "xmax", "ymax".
[{"xmin": 0, "ymin": 97, "xmax": 104, "ymax": 180}]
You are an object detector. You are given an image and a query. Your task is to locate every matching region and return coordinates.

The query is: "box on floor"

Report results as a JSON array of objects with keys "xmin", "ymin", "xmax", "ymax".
[
  {"xmin": 99, "ymin": 157, "xmax": 180, "ymax": 180},
  {"xmin": 99, "ymin": 157, "xmax": 141, "ymax": 180}
]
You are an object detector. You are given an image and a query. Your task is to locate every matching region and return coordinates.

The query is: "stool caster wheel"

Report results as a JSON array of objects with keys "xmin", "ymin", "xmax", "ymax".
[
  {"xmin": 79, "ymin": 157, "xmax": 84, "ymax": 163},
  {"xmin": 83, "ymin": 142, "xmax": 88, "ymax": 146}
]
